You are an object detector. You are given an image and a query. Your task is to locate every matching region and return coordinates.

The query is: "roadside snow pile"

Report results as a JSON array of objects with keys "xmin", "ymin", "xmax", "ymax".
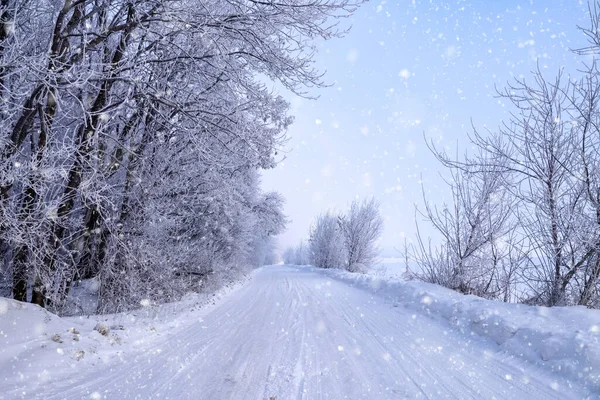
[
  {"xmin": 0, "ymin": 272, "xmax": 253, "ymax": 398},
  {"xmin": 0, "ymin": 297, "xmax": 113, "ymax": 396},
  {"xmin": 306, "ymin": 265, "xmax": 600, "ymax": 393}
]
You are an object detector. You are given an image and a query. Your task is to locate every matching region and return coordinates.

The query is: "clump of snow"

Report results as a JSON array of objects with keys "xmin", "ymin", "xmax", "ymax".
[
  {"xmin": 50, "ymin": 333, "xmax": 63, "ymax": 343},
  {"xmin": 306, "ymin": 265, "xmax": 600, "ymax": 392},
  {"xmin": 93, "ymin": 323, "xmax": 110, "ymax": 336},
  {"xmin": 73, "ymin": 349, "xmax": 85, "ymax": 361}
]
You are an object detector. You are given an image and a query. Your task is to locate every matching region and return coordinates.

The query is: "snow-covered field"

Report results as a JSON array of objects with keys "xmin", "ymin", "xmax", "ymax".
[{"xmin": 1, "ymin": 265, "xmax": 598, "ymax": 399}]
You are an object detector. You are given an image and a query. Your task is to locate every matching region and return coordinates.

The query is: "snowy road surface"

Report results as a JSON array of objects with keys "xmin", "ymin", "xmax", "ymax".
[{"xmin": 42, "ymin": 265, "xmax": 588, "ymax": 399}]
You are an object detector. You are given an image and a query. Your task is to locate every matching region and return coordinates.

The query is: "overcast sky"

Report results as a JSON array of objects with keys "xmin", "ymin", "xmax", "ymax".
[{"xmin": 261, "ymin": 0, "xmax": 591, "ymax": 256}]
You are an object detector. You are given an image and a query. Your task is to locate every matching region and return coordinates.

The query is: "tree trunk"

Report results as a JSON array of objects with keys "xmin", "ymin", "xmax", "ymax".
[
  {"xmin": 31, "ymin": 275, "xmax": 45, "ymax": 307},
  {"xmin": 43, "ymin": 19, "xmax": 136, "ymax": 306}
]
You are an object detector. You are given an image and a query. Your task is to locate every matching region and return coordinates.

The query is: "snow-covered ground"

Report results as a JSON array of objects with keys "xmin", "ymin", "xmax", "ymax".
[
  {"xmin": 309, "ymin": 265, "xmax": 600, "ymax": 394},
  {"xmin": 371, "ymin": 257, "xmax": 407, "ymax": 280},
  {"xmin": 1, "ymin": 265, "xmax": 598, "ymax": 399}
]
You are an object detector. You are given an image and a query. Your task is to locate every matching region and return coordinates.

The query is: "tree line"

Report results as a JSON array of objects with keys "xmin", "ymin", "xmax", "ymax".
[
  {"xmin": 284, "ymin": 198, "xmax": 383, "ymax": 272},
  {"xmin": 0, "ymin": 0, "xmax": 362, "ymax": 314},
  {"xmin": 407, "ymin": 2, "xmax": 600, "ymax": 308}
]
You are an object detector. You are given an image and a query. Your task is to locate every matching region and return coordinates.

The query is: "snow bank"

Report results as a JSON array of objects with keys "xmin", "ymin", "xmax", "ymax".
[
  {"xmin": 304, "ymin": 265, "xmax": 600, "ymax": 393},
  {"xmin": 0, "ymin": 296, "xmax": 113, "ymax": 396},
  {"xmin": 0, "ymin": 272, "xmax": 253, "ymax": 398}
]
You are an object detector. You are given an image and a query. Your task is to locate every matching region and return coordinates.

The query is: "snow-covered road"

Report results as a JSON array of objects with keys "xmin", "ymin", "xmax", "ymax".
[{"xmin": 43, "ymin": 265, "xmax": 588, "ymax": 399}]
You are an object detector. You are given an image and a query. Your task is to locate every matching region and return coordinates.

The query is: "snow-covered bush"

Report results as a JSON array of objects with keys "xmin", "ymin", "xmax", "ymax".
[{"xmin": 293, "ymin": 198, "xmax": 384, "ymax": 272}]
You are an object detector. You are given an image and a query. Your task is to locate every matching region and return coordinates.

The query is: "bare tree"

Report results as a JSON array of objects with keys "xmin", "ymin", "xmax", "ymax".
[
  {"xmin": 409, "ymin": 158, "xmax": 515, "ymax": 299},
  {"xmin": 415, "ymin": 13, "xmax": 600, "ymax": 306},
  {"xmin": 459, "ymin": 70, "xmax": 591, "ymax": 306}
]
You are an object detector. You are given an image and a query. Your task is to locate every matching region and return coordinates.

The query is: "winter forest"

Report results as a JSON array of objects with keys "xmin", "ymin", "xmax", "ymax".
[
  {"xmin": 0, "ymin": 0, "xmax": 362, "ymax": 314},
  {"xmin": 2, "ymin": 0, "xmax": 600, "ymax": 314}
]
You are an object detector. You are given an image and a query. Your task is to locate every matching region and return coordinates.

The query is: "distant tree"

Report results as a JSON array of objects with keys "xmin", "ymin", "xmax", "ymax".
[
  {"xmin": 309, "ymin": 212, "xmax": 346, "ymax": 268},
  {"xmin": 294, "ymin": 241, "xmax": 311, "ymax": 265},
  {"xmin": 283, "ymin": 247, "xmax": 296, "ymax": 264},
  {"xmin": 261, "ymin": 238, "xmax": 281, "ymax": 266},
  {"xmin": 337, "ymin": 198, "xmax": 383, "ymax": 272},
  {"xmin": 282, "ymin": 241, "xmax": 310, "ymax": 265}
]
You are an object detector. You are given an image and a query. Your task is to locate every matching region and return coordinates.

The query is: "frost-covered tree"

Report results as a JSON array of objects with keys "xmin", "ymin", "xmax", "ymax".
[
  {"xmin": 337, "ymin": 198, "xmax": 383, "ymax": 272},
  {"xmin": 412, "ymin": 3, "xmax": 600, "ymax": 307},
  {"xmin": 418, "ymin": 70, "xmax": 597, "ymax": 305},
  {"xmin": 283, "ymin": 241, "xmax": 310, "ymax": 265},
  {"xmin": 409, "ymin": 155, "xmax": 516, "ymax": 299},
  {"xmin": 0, "ymin": 0, "xmax": 364, "ymax": 313},
  {"xmin": 283, "ymin": 247, "xmax": 296, "ymax": 264},
  {"xmin": 463, "ymin": 71, "xmax": 596, "ymax": 306},
  {"xmin": 308, "ymin": 212, "xmax": 345, "ymax": 269},
  {"xmin": 294, "ymin": 242, "xmax": 311, "ymax": 265}
]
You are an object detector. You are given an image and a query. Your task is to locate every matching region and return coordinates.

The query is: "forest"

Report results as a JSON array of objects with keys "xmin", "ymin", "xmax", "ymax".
[
  {"xmin": 0, "ymin": 0, "xmax": 360, "ymax": 314},
  {"xmin": 3, "ymin": 0, "xmax": 600, "ymax": 316}
]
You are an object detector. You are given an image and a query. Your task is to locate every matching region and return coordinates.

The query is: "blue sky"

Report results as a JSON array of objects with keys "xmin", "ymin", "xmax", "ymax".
[{"xmin": 262, "ymin": 0, "xmax": 591, "ymax": 256}]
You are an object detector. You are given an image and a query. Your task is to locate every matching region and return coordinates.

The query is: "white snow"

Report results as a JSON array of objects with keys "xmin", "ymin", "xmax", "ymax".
[
  {"xmin": 1, "ymin": 266, "xmax": 598, "ymax": 399},
  {"xmin": 308, "ymin": 265, "xmax": 600, "ymax": 394},
  {"xmin": 370, "ymin": 257, "xmax": 407, "ymax": 279}
]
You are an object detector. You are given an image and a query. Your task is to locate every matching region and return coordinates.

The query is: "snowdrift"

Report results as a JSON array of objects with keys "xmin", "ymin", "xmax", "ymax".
[
  {"xmin": 0, "ymin": 297, "xmax": 108, "ymax": 396},
  {"xmin": 304, "ymin": 265, "xmax": 600, "ymax": 393},
  {"xmin": 0, "ymin": 275, "xmax": 250, "ymax": 398}
]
